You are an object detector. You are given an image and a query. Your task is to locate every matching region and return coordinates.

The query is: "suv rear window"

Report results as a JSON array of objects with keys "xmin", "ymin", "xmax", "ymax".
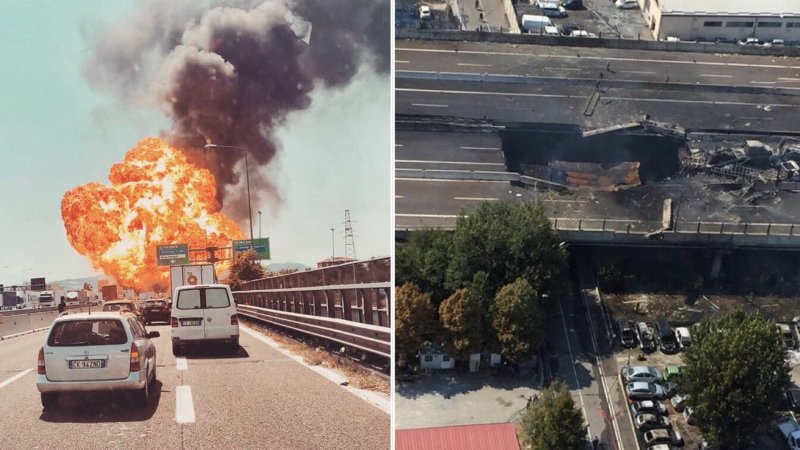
[{"xmin": 48, "ymin": 319, "xmax": 128, "ymax": 346}]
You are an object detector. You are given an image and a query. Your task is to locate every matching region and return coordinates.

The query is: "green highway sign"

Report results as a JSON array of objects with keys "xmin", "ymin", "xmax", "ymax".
[
  {"xmin": 233, "ymin": 238, "xmax": 270, "ymax": 260},
  {"xmin": 156, "ymin": 244, "xmax": 189, "ymax": 266}
]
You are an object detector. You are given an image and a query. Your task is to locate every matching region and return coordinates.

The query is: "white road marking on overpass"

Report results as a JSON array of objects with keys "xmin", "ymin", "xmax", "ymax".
[
  {"xmin": 454, "ymin": 196, "xmax": 499, "ymax": 201},
  {"xmin": 410, "ymin": 103, "xmax": 449, "ymax": 108},
  {"xmin": 779, "ymin": 77, "xmax": 800, "ymax": 82},
  {"xmin": 751, "ymin": 81, "xmax": 777, "ymax": 84},
  {"xmin": 176, "ymin": 357, "xmax": 188, "ymax": 371},
  {"xmin": 399, "ymin": 87, "xmax": 578, "ymax": 99},
  {"xmin": 700, "ymin": 73, "xmax": 733, "ymax": 78},
  {"xmin": 395, "ymin": 60, "xmax": 409, "ymax": 64},
  {"xmin": 395, "ymin": 195, "xmax": 405, "ymax": 199},
  {"xmin": 544, "ymin": 67, "xmax": 582, "ymax": 71},
  {"xmin": 396, "ymin": 177, "xmax": 510, "ymax": 183},
  {"xmin": 396, "ymin": 213, "xmax": 459, "ymax": 218},
  {"xmin": 395, "ymin": 47, "xmax": 800, "ymax": 70},
  {"xmin": 176, "ymin": 385, "xmax": 196, "ymax": 424},
  {"xmin": 397, "ymin": 159, "xmax": 505, "ymax": 166},
  {"xmin": 457, "ymin": 63, "xmax": 492, "ymax": 67},
  {"xmin": 460, "ymin": 146, "xmax": 500, "ymax": 151},
  {"xmin": 620, "ymin": 70, "xmax": 655, "ymax": 75},
  {"xmin": 0, "ymin": 368, "xmax": 32, "ymax": 389},
  {"xmin": 395, "ymin": 144, "xmax": 404, "ymax": 147},
  {"xmin": 601, "ymin": 95, "xmax": 799, "ymax": 108}
]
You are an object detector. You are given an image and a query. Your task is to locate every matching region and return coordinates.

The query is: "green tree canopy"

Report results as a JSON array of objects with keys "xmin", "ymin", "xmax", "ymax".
[
  {"xmin": 520, "ymin": 381, "xmax": 587, "ymax": 450},
  {"xmin": 439, "ymin": 288, "xmax": 484, "ymax": 359},
  {"xmin": 492, "ymin": 278, "xmax": 544, "ymax": 362},
  {"xmin": 225, "ymin": 249, "xmax": 266, "ymax": 291},
  {"xmin": 679, "ymin": 311, "xmax": 790, "ymax": 448},
  {"xmin": 446, "ymin": 201, "xmax": 567, "ymax": 303},
  {"xmin": 395, "ymin": 283, "xmax": 439, "ymax": 365},
  {"xmin": 396, "ymin": 229, "xmax": 453, "ymax": 306}
]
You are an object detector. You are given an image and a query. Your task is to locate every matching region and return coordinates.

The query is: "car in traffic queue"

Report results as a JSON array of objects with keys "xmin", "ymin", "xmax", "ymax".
[
  {"xmin": 635, "ymin": 413, "xmax": 671, "ymax": 431},
  {"xmin": 142, "ymin": 299, "xmax": 170, "ymax": 325},
  {"xmin": 621, "ymin": 365, "xmax": 662, "ymax": 384},
  {"xmin": 102, "ymin": 300, "xmax": 144, "ymax": 323},
  {"xmin": 170, "ymin": 284, "xmax": 239, "ymax": 355},
  {"xmin": 626, "ymin": 381, "xmax": 666, "ymax": 400},
  {"xmin": 36, "ymin": 311, "xmax": 159, "ymax": 409}
]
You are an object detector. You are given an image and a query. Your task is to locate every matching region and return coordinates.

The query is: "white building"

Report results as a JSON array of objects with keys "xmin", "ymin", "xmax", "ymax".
[
  {"xmin": 640, "ymin": 0, "xmax": 800, "ymax": 42},
  {"xmin": 419, "ymin": 342, "xmax": 455, "ymax": 370}
]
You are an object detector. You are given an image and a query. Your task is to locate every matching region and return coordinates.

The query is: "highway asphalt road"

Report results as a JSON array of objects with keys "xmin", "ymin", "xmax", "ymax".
[
  {"xmin": 0, "ymin": 324, "xmax": 389, "ymax": 450},
  {"xmin": 396, "ymin": 40, "xmax": 800, "ymax": 132}
]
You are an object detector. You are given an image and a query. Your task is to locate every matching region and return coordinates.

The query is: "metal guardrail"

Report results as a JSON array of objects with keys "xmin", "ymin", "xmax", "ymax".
[
  {"xmin": 550, "ymin": 217, "xmax": 800, "ymax": 237},
  {"xmin": 236, "ymin": 304, "xmax": 390, "ymax": 359}
]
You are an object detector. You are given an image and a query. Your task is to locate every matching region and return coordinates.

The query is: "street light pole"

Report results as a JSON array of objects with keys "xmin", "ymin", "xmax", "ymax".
[
  {"xmin": 330, "ymin": 228, "xmax": 335, "ymax": 260},
  {"xmin": 204, "ymin": 144, "xmax": 254, "ymax": 243},
  {"xmin": 258, "ymin": 210, "xmax": 262, "ymax": 239}
]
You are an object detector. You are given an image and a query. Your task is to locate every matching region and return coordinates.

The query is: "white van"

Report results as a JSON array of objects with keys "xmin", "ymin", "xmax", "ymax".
[
  {"xmin": 170, "ymin": 284, "xmax": 239, "ymax": 354},
  {"xmin": 521, "ymin": 14, "xmax": 553, "ymax": 34}
]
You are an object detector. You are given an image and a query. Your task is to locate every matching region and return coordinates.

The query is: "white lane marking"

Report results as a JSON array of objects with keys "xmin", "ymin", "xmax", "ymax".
[
  {"xmin": 461, "ymin": 146, "xmax": 500, "ymax": 151},
  {"xmin": 621, "ymin": 70, "xmax": 655, "ymax": 75},
  {"xmin": 0, "ymin": 368, "xmax": 33, "ymax": 389},
  {"xmin": 454, "ymin": 196, "xmax": 499, "ymax": 201},
  {"xmin": 175, "ymin": 385, "xmax": 196, "ymax": 424},
  {"xmin": 176, "ymin": 357, "xmax": 187, "ymax": 371},
  {"xmin": 700, "ymin": 73, "xmax": 733, "ymax": 78},
  {"xmin": 545, "ymin": 67, "xmax": 582, "ymax": 71},
  {"xmin": 395, "ymin": 47, "xmax": 800, "ymax": 70},
  {"xmin": 395, "ymin": 60, "xmax": 409, "ymax": 64},
  {"xmin": 396, "ymin": 159, "xmax": 505, "ymax": 166},
  {"xmin": 239, "ymin": 325, "xmax": 390, "ymax": 415},
  {"xmin": 779, "ymin": 77, "xmax": 800, "ymax": 82},
  {"xmin": 557, "ymin": 301, "xmax": 590, "ymax": 437},
  {"xmin": 395, "ymin": 195, "xmax": 405, "ymax": 199},
  {"xmin": 395, "ymin": 177, "xmax": 510, "ymax": 183},
  {"xmin": 751, "ymin": 81, "xmax": 777, "ymax": 84},
  {"xmin": 398, "ymin": 87, "xmax": 578, "ymax": 99},
  {"xmin": 410, "ymin": 103, "xmax": 449, "ymax": 108},
  {"xmin": 396, "ymin": 213, "xmax": 459, "ymax": 218},
  {"xmin": 395, "ymin": 144, "xmax": 404, "ymax": 147},
  {"xmin": 457, "ymin": 63, "xmax": 492, "ymax": 67}
]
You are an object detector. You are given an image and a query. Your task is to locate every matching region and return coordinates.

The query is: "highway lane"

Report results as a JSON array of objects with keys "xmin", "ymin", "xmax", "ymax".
[
  {"xmin": 396, "ymin": 78, "xmax": 800, "ymax": 131},
  {"xmin": 0, "ymin": 324, "xmax": 389, "ymax": 449},
  {"xmin": 396, "ymin": 40, "xmax": 800, "ymax": 88},
  {"xmin": 396, "ymin": 130, "xmax": 505, "ymax": 172}
]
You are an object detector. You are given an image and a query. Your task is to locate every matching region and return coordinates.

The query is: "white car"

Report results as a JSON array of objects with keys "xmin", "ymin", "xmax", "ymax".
[
  {"xmin": 544, "ymin": 25, "xmax": 560, "ymax": 36},
  {"xmin": 419, "ymin": 5, "xmax": 431, "ymax": 19},
  {"xmin": 36, "ymin": 311, "xmax": 159, "ymax": 409},
  {"xmin": 738, "ymin": 37, "xmax": 760, "ymax": 46},
  {"xmin": 675, "ymin": 327, "xmax": 692, "ymax": 349},
  {"xmin": 569, "ymin": 30, "xmax": 597, "ymax": 38},
  {"xmin": 621, "ymin": 365, "xmax": 663, "ymax": 384},
  {"xmin": 615, "ymin": 0, "xmax": 638, "ymax": 9},
  {"xmin": 171, "ymin": 284, "xmax": 239, "ymax": 354},
  {"xmin": 626, "ymin": 381, "xmax": 666, "ymax": 400}
]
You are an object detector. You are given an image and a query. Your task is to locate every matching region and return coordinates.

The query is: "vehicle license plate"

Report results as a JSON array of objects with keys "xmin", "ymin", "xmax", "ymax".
[
  {"xmin": 70, "ymin": 359, "xmax": 105, "ymax": 369},
  {"xmin": 182, "ymin": 319, "xmax": 201, "ymax": 326}
]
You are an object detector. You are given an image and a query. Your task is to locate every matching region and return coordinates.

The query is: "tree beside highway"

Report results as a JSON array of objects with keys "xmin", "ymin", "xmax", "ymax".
[
  {"xmin": 225, "ymin": 249, "xmax": 266, "ymax": 291},
  {"xmin": 492, "ymin": 278, "xmax": 544, "ymax": 363},
  {"xmin": 438, "ymin": 288, "xmax": 484, "ymax": 359},
  {"xmin": 396, "ymin": 229, "xmax": 453, "ymax": 307},
  {"xmin": 396, "ymin": 283, "xmax": 439, "ymax": 365},
  {"xmin": 680, "ymin": 311, "xmax": 790, "ymax": 448},
  {"xmin": 520, "ymin": 381, "xmax": 587, "ymax": 450}
]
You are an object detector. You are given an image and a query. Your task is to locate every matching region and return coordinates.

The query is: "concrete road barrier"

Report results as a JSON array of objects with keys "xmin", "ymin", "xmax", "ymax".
[{"xmin": 0, "ymin": 306, "xmax": 88, "ymax": 340}]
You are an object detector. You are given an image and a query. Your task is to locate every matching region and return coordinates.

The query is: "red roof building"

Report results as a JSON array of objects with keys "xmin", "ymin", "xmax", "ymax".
[{"xmin": 396, "ymin": 423, "xmax": 521, "ymax": 450}]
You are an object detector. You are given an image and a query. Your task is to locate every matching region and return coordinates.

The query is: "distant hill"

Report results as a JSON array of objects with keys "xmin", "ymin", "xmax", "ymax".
[{"xmin": 267, "ymin": 262, "xmax": 311, "ymax": 273}]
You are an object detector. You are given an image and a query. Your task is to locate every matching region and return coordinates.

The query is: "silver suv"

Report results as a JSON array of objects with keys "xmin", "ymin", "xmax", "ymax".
[{"xmin": 36, "ymin": 311, "xmax": 159, "ymax": 409}]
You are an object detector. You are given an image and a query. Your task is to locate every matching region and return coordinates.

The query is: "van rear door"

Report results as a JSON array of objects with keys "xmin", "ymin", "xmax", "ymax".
[
  {"xmin": 203, "ymin": 287, "xmax": 236, "ymax": 340},
  {"xmin": 174, "ymin": 288, "xmax": 205, "ymax": 341}
]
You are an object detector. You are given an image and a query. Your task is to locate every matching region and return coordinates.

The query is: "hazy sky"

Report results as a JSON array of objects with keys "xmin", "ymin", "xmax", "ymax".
[{"xmin": 0, "ymin": 1, "xmax": 390, "ymax": 285}]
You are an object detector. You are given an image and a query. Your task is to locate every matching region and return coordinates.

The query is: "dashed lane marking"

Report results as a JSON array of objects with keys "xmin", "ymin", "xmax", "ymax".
[
  {"xmin": 0, "ymin": 368, "xmax": 33, "ymax": 389},
  {"xmin": 176, "ymin": 385, "xmax": 196, "ymax": 424}
]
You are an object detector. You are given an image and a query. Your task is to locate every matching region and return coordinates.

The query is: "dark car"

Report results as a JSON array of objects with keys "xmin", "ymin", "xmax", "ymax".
[
  {"xmin": 636, "ymin": 322, "xmax": 657, "ymax": 353},
  {"xmin": 616, "ymin": 319, "xmax": 637, "ymax": 348},
  {"xmin": 787, "ymin": 388, "xmax": 800, "ymax": 412},
  {"xmin": 654, "ymin": 318, "xmax": 679, "ymax": 354},
  {"xmin": 561, "ymin": 23, "xmax": 581, "ymax": 36},
  {"xmin": 562, "ymin": 0, "xmax": 584, "ymax": 9},
  {"xmin": 142, "ymin": 299, "xmax": 170, "ymax": 325}
]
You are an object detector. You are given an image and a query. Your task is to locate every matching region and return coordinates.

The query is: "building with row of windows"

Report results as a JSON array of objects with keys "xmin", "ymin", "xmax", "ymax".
[{"xmin": 640, "ymin": 0, "xmax": 800, "ymax": 42}]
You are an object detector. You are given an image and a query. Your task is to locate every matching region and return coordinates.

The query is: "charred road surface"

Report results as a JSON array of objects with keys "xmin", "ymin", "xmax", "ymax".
[
  {"xmin": 0, "ymin": 325, "xmax": 389, "ymax": 450},
  {"xmin": 396, "ymin": 40, "xmax": 800, "ymax": 132}
]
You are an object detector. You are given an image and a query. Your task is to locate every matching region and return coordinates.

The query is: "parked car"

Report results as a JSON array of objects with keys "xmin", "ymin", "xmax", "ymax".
[
  {"xmin": 738, "ymin": 37, "xmax": 760, "ymax": 46},
  {"xmin": 617, "ymin": 319, "xmax": 637, "ymax": 348},
  {"xmin": 615, "ymin": 0, "xmax": 638, "ymax": 9},
  {"xmin": 540, "ymin": 2, "xmax": 567, "ymax": 18},
  {"xmin": 631, "ymin": 400, "xmax": 667, "ymax": 416},
  {"xmin": 787, "ymin": 388, "xmax": 800, "ymax": 412},
  {"xmin": 772, "ymin": 39, "xmax": 785, "ymax": 47},
  {"xmin": 561, "ymin": 23, "xmax": 581, "ymax": 36},
  {"xmin": 626, "ymin": 382, "xmax": 665, "ymax": 400},
  {"xmin": 142, "ymin": 299, "xmax": 170, "ymax": 325},
  {"xmin": 171, "ymin": 284, "xmax": 239, "ymax": 355},
  {"xmin": 635, "ymin": 413, "xmax": 671, "ymax": 431},
  {"xmin": 569, "ymin": 30, "xmax": 597, "ymax": 38},
  {"xmin": 418, "ymin": 5, "xmax": 431, "ymax": 19},
  {"xmin": 637, "ymin": 322, "xmax": 657, "ymax": 353},
  {"xmin": 644, "ymin": 429, "xmax": 683, "ymax": 447},
  {"xmin": 663, "ymin": 381, "xmax": 678, "ymax": 398},
  {"xmin": 655, "ymin": 318, "xmax": 679, "ymax": 354},
  {"xmin": 675, "ymin": 327, "xmax": 692, "ymax": 349},
  {"xmin": 777, "ymin": 323, "xmax": 796, "ymax": 349},
  {"xmin": 102, "ymin": 300, "xmax": 144, "ymax": 323},
  {"xmin": 544, "ymin": 25, "xmax": 560, "ymax": 36},
  {"xmin": 36, "ymin": 311, "xmax": 159, "ymax": 409},
  {"xmin": 621, "ymin": 365, "xmax": 662, "ymax": 384},
  {"xmin": 684, "ymin": 406, "xmax": 697, "ymax": 425},
  {"xmin": 671, "ymin": 393, "xmax": 688, "ymax": 412},
  {"xmin": 663, "ymin": 365, "xmax": 684, "ymax": 383},
  {"xmin": 562, "ymin": 0, "xmax": 584, "ymax": 10}
]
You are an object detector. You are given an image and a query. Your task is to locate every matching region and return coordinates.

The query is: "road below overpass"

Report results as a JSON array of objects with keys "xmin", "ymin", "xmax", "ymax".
[
  {"xmin": 396, "ymin": 40, "xmax": 800, "ymax": 132},
  {"xmin": 0, "ymin": 324, "xmax": 389, "ymax": 449}
]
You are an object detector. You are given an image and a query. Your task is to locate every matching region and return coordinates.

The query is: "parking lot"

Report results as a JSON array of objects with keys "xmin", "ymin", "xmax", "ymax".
[{"xmin": 515, "ymin": 0, "xmax": 651, "ymax": 39}]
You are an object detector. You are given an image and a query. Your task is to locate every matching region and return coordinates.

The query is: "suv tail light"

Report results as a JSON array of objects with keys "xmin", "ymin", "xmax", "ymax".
[
  {"xmin": 171, "ymin": 317, "xmax": 178, "ymax": 328},
  {"xmin": 37, "ymin": 347, "xmax": 46, "ymax": 375},
  {"xmin": 130, "ymin": 341, "xmax": 141, "ymax": 372},
  {"xmin": 230, "ymin": 314, "xmax": 238, "ymax": 326}
]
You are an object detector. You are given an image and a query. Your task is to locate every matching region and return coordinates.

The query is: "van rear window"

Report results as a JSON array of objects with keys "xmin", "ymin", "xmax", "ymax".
[
  {"xmin": 177, "ymin": 289, "xmax": 201, "ymax": 309},
  {"xmin": 48, "ymin": 319, "xmax": 128, "ymax": 346},
  {"xmin": 205, "ymin": 288, "xmax": 231, "ymax": 309}
]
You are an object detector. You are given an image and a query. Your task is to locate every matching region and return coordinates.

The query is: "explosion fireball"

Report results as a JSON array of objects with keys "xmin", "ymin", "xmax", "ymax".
[{"xmin": 61, "ymin": 138, "xmax": 245, "ymax": 290}]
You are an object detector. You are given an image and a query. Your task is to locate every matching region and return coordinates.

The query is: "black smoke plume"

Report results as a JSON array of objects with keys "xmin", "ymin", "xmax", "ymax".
[{"xmin": 83, "ymin": 0, "xmax": 389, "ymax": 220}]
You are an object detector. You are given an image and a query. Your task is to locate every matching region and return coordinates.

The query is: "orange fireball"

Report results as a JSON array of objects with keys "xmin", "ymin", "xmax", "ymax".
[{"xmin": 62, "ymin": 137, "xmax": 245, "ymax": 290}]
